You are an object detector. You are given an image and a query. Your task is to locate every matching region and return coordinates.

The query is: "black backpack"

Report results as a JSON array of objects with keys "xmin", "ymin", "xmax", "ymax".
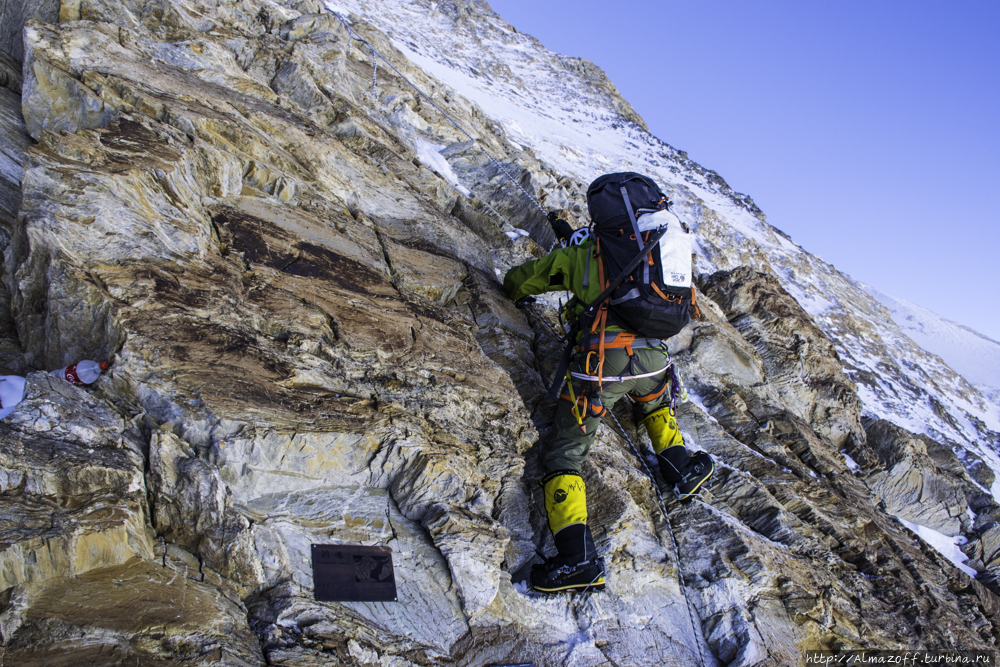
[{"xmin": 586, "ymin": 172, "xmax": 694, "ymax": 339}]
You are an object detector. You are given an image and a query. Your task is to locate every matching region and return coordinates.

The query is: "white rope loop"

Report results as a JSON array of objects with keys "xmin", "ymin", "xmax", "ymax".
[{"xmin": 569, "ymin": 366, "xmax": 666, "ymax": 384}]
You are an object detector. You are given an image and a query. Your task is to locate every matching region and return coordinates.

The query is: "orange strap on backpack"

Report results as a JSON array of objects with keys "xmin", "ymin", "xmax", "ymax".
[{"xmin": 591, "ymin": 254, "xmax": 609, "ymax": 388}]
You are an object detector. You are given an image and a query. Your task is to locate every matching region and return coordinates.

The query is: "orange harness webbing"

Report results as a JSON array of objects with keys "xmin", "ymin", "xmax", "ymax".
[
  {"xmin": 580, "ymin": 332, "xmax": 637, "ymax": 353},
  {"xmin": 558, "ymin": 391, "xmax": 608, "ymax": 418},
  {"xmin": 631, "ymin": 376, "xmax": 670, "ymax": 402}
]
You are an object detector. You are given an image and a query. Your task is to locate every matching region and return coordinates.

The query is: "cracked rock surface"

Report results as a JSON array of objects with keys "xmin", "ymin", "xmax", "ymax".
[{"xmin": 0, "ymin": 0, "xmax": 997, "ymax": 665}]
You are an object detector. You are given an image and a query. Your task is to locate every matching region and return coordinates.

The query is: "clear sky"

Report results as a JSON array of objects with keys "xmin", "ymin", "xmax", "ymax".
[{"xmin": 487, "ymin": 0, "xmax": 1000, "ymax": 343}]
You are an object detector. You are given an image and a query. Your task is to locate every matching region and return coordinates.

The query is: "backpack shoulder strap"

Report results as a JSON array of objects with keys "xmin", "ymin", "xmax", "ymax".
[
  {"xmin": 546, "ymin": 226, "xmax": 668, "ymax": 398},
  {"xmin": 619, "ymin": 185, "xmax": 649, "ymax": 283}
]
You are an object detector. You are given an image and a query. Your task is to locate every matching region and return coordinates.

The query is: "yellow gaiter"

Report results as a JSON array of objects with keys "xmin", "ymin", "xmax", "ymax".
[
  {"xmin": 542, "ymin": 471, "xmax": 587, "ymax": 536},
  {"xmin": 642, "ymin": 405, "xmax": 684, "ymax": 454}
]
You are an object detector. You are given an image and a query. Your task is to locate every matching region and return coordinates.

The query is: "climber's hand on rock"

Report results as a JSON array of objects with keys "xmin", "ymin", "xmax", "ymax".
[
  {"xmin": 515, "ymin": 296, "xmax": 536, "ymax": 309},
  {"xmin": 547, "ymin": 212, "xmax": 574, "ymax": 243}
]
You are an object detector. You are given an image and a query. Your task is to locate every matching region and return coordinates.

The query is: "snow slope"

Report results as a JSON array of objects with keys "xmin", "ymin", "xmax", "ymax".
[
  {"xmin": 325, "ymin": 0, "xmax": 1000, "ymax": 487},
  {"xmin": 866, "ymin": 284, "xmax": 1000, "ymax": 393}
]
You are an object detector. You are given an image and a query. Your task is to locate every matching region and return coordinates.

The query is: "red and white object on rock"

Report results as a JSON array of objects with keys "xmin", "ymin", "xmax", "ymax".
[{"xmin": 50, "ymin": 360, "xmax": 110, "ymax": 385}]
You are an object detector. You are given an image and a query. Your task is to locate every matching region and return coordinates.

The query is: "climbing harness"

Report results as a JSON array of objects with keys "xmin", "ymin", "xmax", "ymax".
[
  {"xmin": 569, "ymin": 366, "xmax": 666, "ymax": 384},
  {"xmin": 328, "ymin": 10, "xmax": 549, "ymax": 221},
  {"xmin": 603, "ymin": 409, "xmax": 706, "ymax": 667},
  {"xmin": 572, "ymin": 332, "xmax": 668, "ymax": 384}
]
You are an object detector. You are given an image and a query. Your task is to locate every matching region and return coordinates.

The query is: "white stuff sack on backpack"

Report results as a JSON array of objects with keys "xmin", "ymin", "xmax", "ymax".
[{"xmin": 636, "ymin": 209, "xmax": 692, "ymax": 289}]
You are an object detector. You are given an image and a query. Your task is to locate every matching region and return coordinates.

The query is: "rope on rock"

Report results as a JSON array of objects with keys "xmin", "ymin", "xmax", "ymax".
[
  {"xmin": 329, "ymin": 9, "xmax": 378, "ymax": 92},
  {"xmin": 604, "ymin": 410, "xmax": 706, "ymax": 667},
  {"xmin": 329, "ymin": 9, "xmax": 549, "ymax": 220},
  {"xmin": 525, "ymin": 301, "xmax": 706, "ymax": 666},
  {"xmin": 475, "ymin": 198, "xmax": 521, "ymax": 233},
  {"xmin": 524, "ymin": 302, "xmax": 565, "ymax": 339}
]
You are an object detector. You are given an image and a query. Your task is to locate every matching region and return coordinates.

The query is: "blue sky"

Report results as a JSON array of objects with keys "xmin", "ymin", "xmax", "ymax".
[{"xmin": 487, "ymin": 0, "xmax": 1000, "ymax": 343}]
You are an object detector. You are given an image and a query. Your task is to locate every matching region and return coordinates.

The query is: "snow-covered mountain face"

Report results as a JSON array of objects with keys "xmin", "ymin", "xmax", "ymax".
[
  {"xmin": 865, "ymin": 285, "xmax": 1000, "ymax": 393},
  {"xmin": 329, "ymin": 0, "xmax": 1000, "ymax": 489}
]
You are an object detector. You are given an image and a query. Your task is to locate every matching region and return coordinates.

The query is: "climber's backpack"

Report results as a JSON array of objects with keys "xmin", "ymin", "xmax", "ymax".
[{"xmin": 586, "ymin": 172, "xmax": 696, "ymax": 339}]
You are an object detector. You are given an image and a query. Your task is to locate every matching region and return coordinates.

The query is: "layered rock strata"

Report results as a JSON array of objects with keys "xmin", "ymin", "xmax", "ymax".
[{"xmin": 0, "ymin": 0, "xmax": 996, "ymax": 665}]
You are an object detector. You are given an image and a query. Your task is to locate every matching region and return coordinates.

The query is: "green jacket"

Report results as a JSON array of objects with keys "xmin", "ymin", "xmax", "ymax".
[{"xmin": 503, "ymin": 244, "xmax": 625, "ymax": 334}]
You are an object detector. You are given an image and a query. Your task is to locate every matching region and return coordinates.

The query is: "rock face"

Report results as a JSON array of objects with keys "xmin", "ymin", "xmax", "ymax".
[
  {"xmin": 0, "ymin": 374, "xmax": 263, "ymax": 665},
  {"xmin": 699, "ymin": 267, "xmax": 865, "ymax": 452},
  {"xmin": 0, "ymin": 50, "xmax": 30, "ymax": 376},
  {"xmin": 0, "ymin": 0, "xmax": 997, "ymax": 665}
]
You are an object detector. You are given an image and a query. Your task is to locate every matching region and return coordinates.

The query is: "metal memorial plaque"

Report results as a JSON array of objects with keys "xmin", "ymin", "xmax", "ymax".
[{"xmin": 311, "ymin": 544, "xmax": 398, "ymax": 602}]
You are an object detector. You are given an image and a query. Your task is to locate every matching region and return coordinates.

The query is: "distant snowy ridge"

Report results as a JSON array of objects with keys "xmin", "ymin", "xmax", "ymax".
[{"xmin": 865, "ymin": 284, "xmax": 1000, "ymax": 392}]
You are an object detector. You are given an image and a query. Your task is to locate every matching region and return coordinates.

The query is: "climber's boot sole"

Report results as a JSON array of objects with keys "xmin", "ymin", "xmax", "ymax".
[{"xmin": 530, "ymin": 558, "xmax": 605, "ymax": 594}]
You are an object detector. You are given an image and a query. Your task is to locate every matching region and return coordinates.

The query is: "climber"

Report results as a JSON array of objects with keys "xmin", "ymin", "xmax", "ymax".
[{"xmin": 503, "ymin": 172, "xmax": 714, "ymax": 594}]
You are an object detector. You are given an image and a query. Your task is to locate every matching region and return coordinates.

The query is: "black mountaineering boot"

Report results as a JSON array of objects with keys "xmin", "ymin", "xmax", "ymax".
[
  {"xmin": 643, "ymin": 406, "xmax": 714, "ymax": 500},
  {"xmin": 531, "ymin": 555, "xmax": 606, "ymax": 593},
  {"xmin": 674, "ymin": 451, "xmax": 714, "ymax": 500},
  {"xmin": 657, "ymin": 444, "xmax": 688, "ymax": 485},
  {"xmin": 531, "ymin": 524, "xmax": 606, "ymax": 593}
]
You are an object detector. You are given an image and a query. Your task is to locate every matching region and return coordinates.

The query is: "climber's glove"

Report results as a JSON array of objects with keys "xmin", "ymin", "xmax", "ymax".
[
  {"xmin": 514, "ymin": 295, "xmax": 536, "ymax": 309},
  {"xmin": 547, "ymin": 212, "xmax": 574, "ymax": 245}
]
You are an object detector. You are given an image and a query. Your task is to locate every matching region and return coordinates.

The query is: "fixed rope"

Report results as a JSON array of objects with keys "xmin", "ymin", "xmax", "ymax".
[
  {"xmin": 477, "ymin": 198, "xmax": 521, "ymax": 233},
  {"xmin": 525, "ymin": 300, "xmax": 704, "ymax": 665},
  {"xmin": 328, "ymin": 9, "xmax": 549, "ymax": 220},
  {"xmin": 524, "ymin": 302, "xmax": 565, "ymax": 339},
  {"xmin": 604, "ymin": 410, "xmax": 706, "ymax": 667}
]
